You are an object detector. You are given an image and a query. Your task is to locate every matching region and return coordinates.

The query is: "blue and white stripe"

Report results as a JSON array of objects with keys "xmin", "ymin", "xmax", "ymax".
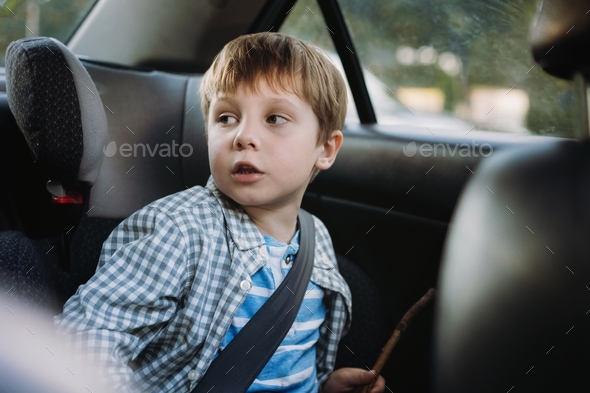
[{"xmin": 218, "ymin": 230, "xmax": 326, "ymax": 392}]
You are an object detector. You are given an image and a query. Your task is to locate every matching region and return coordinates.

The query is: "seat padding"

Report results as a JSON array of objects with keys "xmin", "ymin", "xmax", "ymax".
[
  {"xmin": 5, "ymin": 37, "xmax": 107, "ymax": 184},
  {"xmin": 0, "ymin": 230, "xmax": 60, "ymax": 313},
  {"xmin": 435, "ymin": 140, "xmax": 590, "ymax": 392},
  {"xmin": 83, "ymin": 62, "xmax": 209, "ymax": 219},
  {"xmin": 335, "ymin": 254, "xmax": 391, "ymax": 371}
]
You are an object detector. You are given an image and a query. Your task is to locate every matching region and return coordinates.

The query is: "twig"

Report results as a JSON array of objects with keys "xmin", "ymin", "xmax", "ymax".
[{"xmin": 360, "ymin": 288, "xmax": 436, "ymax": 393}]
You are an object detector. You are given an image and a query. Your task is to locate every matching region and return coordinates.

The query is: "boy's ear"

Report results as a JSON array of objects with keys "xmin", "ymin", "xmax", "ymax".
[{"xmin": 315, "ymin": 130, "xmax": 343, "ymax": 171}]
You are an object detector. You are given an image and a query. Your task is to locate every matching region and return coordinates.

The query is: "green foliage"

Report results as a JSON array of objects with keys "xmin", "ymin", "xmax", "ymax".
[
  {"xmin": 0, "ymin": 0, "xmax": 26, "ymax": 17},
  {"xmin": 0, "ymin": 0, "xmax": 96, "ymax": 66}
]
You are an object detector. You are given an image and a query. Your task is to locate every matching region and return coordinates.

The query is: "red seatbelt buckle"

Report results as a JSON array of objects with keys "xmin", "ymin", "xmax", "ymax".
[{"xmin": 46, "ymin": 180, "xmax": 84, "ymax": 204}]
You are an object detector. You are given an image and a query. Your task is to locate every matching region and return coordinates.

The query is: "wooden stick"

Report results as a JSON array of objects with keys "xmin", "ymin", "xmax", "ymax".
[{"xmin": 360, "ymin": 288, "xmax": 436, "ymax": 393}]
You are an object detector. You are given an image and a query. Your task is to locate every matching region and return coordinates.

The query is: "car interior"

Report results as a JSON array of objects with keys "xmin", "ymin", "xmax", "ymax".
[{"xmin": 0, "ymin": 0, "xmax": 588, "ymax": 392}]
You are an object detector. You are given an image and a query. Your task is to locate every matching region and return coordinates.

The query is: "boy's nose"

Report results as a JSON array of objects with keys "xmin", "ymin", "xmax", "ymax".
[{"xmin": 233, "ymin": 122, "xmax": 259, "ymax": 150}]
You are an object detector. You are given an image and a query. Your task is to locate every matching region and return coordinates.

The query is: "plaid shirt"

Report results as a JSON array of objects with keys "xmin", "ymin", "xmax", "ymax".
[{"xmin": 55, "ymin": 177, "xmax": 352, "ymax": 393}]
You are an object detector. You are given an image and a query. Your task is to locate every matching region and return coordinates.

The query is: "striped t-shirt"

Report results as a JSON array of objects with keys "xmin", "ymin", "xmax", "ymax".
[{"xmin": 217, "ymin": 230, "xmax": 326, "ymax": 392}]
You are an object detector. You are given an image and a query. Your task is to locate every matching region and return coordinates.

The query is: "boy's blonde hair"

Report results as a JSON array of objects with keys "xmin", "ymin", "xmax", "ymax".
[{"xmin": 200, "ymin": 32, "xmax": 347, "ymax": 148}]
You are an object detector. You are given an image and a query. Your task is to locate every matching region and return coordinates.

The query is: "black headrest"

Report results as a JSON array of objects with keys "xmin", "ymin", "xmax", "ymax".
[
  {"xmin": 435, "ymin": 140, "xmax": 590, "ymax": 392},
  {"xmin": 5, "ymin": 37, "xmax": 107, "ymax": 185},
  {"xmin": 530, "ymin": 0, "xmax": 590, "ymax": 80}
]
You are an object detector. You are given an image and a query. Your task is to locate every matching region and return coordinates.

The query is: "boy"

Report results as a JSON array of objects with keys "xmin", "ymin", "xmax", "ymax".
[{"xmin": 55, "ymin": 32, "xmax": 385, "ymax": 393}]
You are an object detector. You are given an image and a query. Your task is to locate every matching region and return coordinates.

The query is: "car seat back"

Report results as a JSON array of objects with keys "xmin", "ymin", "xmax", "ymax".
[{"xmin": 83, "ymin": 61, "xmax": 209, "ymax": 219}]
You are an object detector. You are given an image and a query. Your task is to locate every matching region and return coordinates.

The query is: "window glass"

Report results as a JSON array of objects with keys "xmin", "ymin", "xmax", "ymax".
[
  {"xmin": 282, "ymin": 1, "xmax": 371, "ymax": 126},
  {"xmin": 282, "ymin": 0, "xmax": 575, "ymax": 137},
  {"xmin": 0, "ymin": 0, "xmax": 97, "ymax": 67}
]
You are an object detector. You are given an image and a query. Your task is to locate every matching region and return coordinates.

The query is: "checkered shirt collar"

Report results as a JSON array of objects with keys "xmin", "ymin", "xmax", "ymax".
[{"xmin": 205, "ymin": 176, "xmax": 266, "ymax": 251}]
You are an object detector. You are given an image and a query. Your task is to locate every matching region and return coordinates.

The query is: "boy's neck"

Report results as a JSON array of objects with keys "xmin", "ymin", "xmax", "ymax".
[{"xmin": 242, "ymin": 204, "xmax": 300, "ymax": 244}]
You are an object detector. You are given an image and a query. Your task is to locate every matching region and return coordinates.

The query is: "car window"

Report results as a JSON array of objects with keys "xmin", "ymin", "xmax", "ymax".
[
  {"xmin": 282, "ymin": 1, "xmax": 374, "ymax": 127},
  {"xmin": 0, "ymin": 0, "xmax": 97, "ymax": 67},
  {"xmin": 282, "ymin": 0, "xmax": 576, "ymax": 138}
]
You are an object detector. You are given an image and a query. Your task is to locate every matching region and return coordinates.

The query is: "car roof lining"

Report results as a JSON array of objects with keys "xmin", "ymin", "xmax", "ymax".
[{"xmin": 68, "ymin": 0, "xmax": 268, "ymax": 73}]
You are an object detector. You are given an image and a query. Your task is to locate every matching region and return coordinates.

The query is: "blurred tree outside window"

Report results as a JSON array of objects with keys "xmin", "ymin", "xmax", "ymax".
[
  {"xmin": 0, "ymin": 0, "xmax": 97, "ymax": 67},
  {"xmin": 282, "ymin": 0, "xmax": 575, "ymax": 138}
]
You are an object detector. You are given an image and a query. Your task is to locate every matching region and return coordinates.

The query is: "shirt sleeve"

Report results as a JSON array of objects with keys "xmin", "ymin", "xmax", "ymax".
[{"xmin": 54, "ymin": 206, "xmax": 190, "ymax": 392}]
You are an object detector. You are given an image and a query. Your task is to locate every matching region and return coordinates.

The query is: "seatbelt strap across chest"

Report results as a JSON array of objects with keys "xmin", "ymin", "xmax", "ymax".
[{"xmin": 191, "ymin": 209, "xmax": 316, "ymax": 393}]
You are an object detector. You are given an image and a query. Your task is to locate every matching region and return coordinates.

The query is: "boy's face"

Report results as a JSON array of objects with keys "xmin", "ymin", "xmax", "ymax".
[{"xmin": 207, "ymin": 78, "xmax": 338, "ymax": 211}]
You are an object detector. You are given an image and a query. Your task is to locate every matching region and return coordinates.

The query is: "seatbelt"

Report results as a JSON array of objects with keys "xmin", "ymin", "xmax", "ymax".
[{"xmin": 191, "ymin": 209, "xmax": 315, "ymax": 393}]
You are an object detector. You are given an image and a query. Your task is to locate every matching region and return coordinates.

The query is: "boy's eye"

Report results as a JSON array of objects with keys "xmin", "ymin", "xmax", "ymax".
[
  {"xmin": 219, "ymin": 115, "xmax": 237, "ymax": 125},
  {"xmin": 267, "ymin": 115, "xmax": 287, "ymax": 125}
]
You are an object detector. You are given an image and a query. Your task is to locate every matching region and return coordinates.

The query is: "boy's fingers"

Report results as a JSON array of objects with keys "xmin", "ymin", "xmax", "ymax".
[
  {"xmin": 370, "ymin": 375, "xmax": 386, "ymax": 392},
  {"xmin": 355, "ymin": 369, "xmax": 377, "ymax": 385}
]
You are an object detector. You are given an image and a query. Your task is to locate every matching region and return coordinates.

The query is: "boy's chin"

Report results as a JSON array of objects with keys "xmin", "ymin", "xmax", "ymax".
[
  {"xmin": 228, "ymin": 193, "xmax": 275, "ymax": 209},
  {"xmin": 226, "ymin": 190, "xmax": 297, "ymax": 211},
  {"xmin": 217, "ymin": 185, "xmax": 265, "ymax": 206},
  {"xmin": 214, "ymin": 177, "xmax": 306, "ymax": 210}
]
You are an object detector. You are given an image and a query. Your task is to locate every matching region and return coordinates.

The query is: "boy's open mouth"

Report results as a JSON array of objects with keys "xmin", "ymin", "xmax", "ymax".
[
  {"xmin": 236, "ymin": 166, "xmax": 259, "ymax": 174},
  {"xmin": 232, "ymin": 162, "xmax": 263, "ymax": 175}
]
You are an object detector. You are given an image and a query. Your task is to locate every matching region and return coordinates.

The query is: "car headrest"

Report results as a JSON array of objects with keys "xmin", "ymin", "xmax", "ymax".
[
  {"xmin": 435, "ymin": 140, "xmax": 590, "ymax": 392},
  {"xmin": 5, "ymin": 37, "xmax": 107, "ymax": 185},
  {"xmin": 530, "ymin": 0, "xmax": 590, "ymax": 80}
]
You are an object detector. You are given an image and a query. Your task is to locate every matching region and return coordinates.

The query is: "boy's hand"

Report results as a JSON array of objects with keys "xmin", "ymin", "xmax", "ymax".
[{"xmin": 322, "ymin": 368, "xmax": 386, "ymax": 393}]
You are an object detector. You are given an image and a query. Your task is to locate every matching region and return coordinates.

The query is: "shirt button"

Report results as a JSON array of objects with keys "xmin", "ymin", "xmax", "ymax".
[
  {"xmin": 240, "ymin": 280, "xmax": 251, "ymax": 291},
  {"xmin": 188, "ymin": 370, "xmax": 198, "ymax": 381},
  {"xmin": 259, "ymin": 247, "xmax": 268, "ymax": 258}
]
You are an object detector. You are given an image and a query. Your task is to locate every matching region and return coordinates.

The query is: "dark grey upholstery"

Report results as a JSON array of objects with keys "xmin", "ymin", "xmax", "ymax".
[
  {"xmin": 66, "ymin": 215, "xmax": 122, "ymax": 297},
  {"xmin": 0, "ymin": 230, "xmax": 60, "ymax": 313},
  {"xmin": 435, "ymin": 140, "xmax": 590, "ymax": 392},
  {"xmin": 335, "ymin": 254, "xmax": 390, "ymax": 371}
]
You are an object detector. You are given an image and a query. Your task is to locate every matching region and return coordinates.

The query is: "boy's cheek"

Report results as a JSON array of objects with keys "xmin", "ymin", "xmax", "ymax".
[
  {"xmin": 207, "ymin": 129, "xmax": 231, "ymax": 149},
  {"xmin": 207, "ymin": 136, "xmax": 223, "ymax": 157}
]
